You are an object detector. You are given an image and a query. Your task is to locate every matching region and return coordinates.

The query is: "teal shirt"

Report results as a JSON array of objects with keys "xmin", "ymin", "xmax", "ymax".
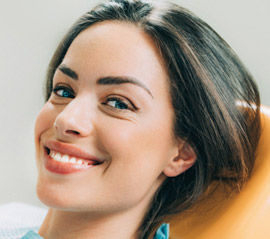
[
  {"xmin": 20, "ymin": 230, "xmax": 43, "ymax": 239},
  {"xmin": 0, "ymin": 203, "xmax": 169, "ymax": 239},
  {"xmin": 19, "ymin": 224, "xmax": 169, "ymax": 239}
]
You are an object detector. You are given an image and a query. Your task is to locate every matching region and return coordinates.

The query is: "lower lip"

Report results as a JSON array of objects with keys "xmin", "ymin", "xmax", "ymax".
[{"xmin": 44, "ymin": 152, "xmax": 96, "ymax": 174}]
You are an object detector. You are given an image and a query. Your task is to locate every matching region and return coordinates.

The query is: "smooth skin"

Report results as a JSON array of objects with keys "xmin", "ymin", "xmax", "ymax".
[{"xmin": 35, "ymin": 21, "xmax": 196, "ymax": 239}]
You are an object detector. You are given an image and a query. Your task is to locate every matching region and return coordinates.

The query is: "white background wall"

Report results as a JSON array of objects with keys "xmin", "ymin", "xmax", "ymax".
[{"xmin": 0, "ymin": 0, "xmax": 269, "ymax": 207}]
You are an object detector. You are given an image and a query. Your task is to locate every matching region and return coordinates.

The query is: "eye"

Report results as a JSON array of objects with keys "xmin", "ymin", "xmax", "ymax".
[
  {"xmin": 53, "ymin": 85, "xmax": 75, "ymax": 98},
  {"xmin": 102, "ymin": 96, "xmax": 136, "ymax": 111}
]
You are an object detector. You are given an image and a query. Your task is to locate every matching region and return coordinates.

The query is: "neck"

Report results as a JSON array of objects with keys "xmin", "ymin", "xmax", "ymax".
[{"xmin": 38, "ymin": 204, "xmax": 148, "ymax": 239}]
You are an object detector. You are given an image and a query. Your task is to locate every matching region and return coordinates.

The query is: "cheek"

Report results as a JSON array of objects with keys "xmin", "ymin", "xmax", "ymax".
[
  {"xmin": 98, "ymin": 116, "xmax": 174, "ymax": 184},
  {"xmin": 34, "ymin": 102, "xmax": 56, "ymax": 151},
  {"xmin": 101, "ymin": 115, "xmax": 175, "ymax": 161},
  {"xmin": 96, "ymin": 126, "xmax": 170, "ymax": 208}
]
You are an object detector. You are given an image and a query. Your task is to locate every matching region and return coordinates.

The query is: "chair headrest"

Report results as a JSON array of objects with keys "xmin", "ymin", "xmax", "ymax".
[{"xmin": 169, "ymin": 105, "xmax": 270, "ymax": 239}]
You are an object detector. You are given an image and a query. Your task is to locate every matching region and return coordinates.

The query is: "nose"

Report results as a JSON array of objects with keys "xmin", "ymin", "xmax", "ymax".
[{"xmin": 54, "ymin": 97, "xmax": 94, "ymax": 139}]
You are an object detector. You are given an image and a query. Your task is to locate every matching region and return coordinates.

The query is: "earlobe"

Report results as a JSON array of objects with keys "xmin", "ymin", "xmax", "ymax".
[{"xmin": 163, "ymin": 141, "xmax": 196, "ymax": 177}]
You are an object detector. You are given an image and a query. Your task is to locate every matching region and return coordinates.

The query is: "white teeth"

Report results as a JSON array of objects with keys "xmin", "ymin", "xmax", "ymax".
[
  {"xmin": 77, "ymin": 159, "xmax": 83, "ymax": 165},
  {"xmin": 61, "ymin": 155, "xmax": 69, "ymax": 163},
  {"xmin": 55, "ymin": 153, "xmax": 61, "ymax": 162},
  {"xmin": 70, "ymin": 157, "xmax": 76, "ymax": 163},
  {"xmin": 49, "ymin": 150, "xmax": 87, "ymax": 165}
]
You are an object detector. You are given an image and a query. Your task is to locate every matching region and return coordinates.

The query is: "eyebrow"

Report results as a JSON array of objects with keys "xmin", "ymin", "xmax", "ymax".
[
  {"xmin": 57, "ymin": 64, "xmax": 153, "ymax": 98},
  {"xmin": 58, "ymin": 64, "xmax": 78, "ymax": 80},
  {"xmin": 97, "ymin": 76, "xmax": 153, "ymax": 98}
]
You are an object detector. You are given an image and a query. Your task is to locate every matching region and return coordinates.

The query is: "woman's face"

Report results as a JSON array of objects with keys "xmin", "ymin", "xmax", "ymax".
[{"xmin": 35, "ymin": 22, "xmax": 180, "ymax": 214}]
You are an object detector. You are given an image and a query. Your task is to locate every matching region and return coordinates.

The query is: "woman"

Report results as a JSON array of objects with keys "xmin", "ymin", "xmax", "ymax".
[{"xmin": 26, "ymin": 0, "xmax": 261, "ymax": 238}]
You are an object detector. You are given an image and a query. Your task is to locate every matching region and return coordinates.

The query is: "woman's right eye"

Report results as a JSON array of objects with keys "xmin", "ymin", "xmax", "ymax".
[{"xmin": 52, "ymin": 85, "xmax": 75, "ymax": 98}]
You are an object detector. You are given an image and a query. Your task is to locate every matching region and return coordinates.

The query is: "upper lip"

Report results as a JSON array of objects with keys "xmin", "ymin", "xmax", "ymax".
[{"xmin": 44, "ymin": 140, "xmax": 104, "ymax": 163}]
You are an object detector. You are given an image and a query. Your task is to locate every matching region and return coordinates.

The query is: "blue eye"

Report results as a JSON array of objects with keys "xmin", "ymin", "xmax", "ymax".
[
  {"xmin": 103, "ymin": 97, "xmax": 134, "ymax": 111},
  {"xmin": 53, "ymin": 85, "xmax": 75, "ymax": 98}
]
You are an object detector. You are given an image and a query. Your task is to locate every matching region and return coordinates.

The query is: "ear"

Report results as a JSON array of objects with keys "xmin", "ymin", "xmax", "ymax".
[{"xmin": 163, "ymin": 141, "xmax": 196, "ymax": 177}]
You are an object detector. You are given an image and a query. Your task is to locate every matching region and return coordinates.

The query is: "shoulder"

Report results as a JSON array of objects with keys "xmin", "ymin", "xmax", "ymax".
[
  {"xmin": 0, "ymin": 202, "xmax": 47, "ymax": 239},
  {"xmin": 153, "ymin": 223, "xmax": 169, "ymax": 239}
]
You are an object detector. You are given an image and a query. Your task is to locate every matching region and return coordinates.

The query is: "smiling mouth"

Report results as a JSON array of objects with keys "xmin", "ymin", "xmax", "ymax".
[{"xmin": 45, "ymin": 147, "xmax": 102, "ymax": 166}]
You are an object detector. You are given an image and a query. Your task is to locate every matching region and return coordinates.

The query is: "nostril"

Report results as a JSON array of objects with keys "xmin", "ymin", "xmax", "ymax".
[{"xmin": 66, "ymin": 130, "xmax": 80, "ymax": 135}]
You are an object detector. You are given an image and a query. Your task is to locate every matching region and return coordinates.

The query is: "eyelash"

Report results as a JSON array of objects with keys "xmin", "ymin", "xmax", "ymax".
[
  {"xmin": 102, "ymin": 96, "xmax": 137, "ymax": 111},
  {"xmin": 52, "ymin": 85, "xmax": 137, "ymax": 111},
  {"xmin": 53, "ymin": 84, "xmax": 75, "ymax": 98}
]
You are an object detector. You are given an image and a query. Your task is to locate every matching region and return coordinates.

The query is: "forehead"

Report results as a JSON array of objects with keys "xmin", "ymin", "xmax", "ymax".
[{"xmin": 62, "ymin": 21, "xmax": 170, "ymax": 99}]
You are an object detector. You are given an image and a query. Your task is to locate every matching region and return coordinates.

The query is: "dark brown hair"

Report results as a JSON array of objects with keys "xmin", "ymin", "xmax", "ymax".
[{"xmin": 45, "ymin": 0, "xmax": 261, "ymax": 238}]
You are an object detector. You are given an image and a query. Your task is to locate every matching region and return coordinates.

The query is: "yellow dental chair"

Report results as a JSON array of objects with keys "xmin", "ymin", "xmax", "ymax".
[{"xmin": 169, "ymin": 105, "xmax": 270, "ymax": 239}]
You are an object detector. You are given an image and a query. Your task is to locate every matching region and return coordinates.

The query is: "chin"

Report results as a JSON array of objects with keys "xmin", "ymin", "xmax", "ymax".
[
  {"xmin": 36, "ymin": 179, "xmax": 95, "ymax": 212},
  {"xmin": 36, "ymin": 178, "xmax": 70, "ymax": 210}
]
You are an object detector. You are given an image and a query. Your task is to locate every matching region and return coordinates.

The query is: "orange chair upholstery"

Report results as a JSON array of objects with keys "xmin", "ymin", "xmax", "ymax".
[{"xmin": 169, "ymin": 105, "xmax": 270, "ymax": 239}]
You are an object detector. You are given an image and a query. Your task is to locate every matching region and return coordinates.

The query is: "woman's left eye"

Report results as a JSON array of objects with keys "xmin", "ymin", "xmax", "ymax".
[{"xmin": 102, "ymin": 97, "xmax": 136, "ymax": 111}]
